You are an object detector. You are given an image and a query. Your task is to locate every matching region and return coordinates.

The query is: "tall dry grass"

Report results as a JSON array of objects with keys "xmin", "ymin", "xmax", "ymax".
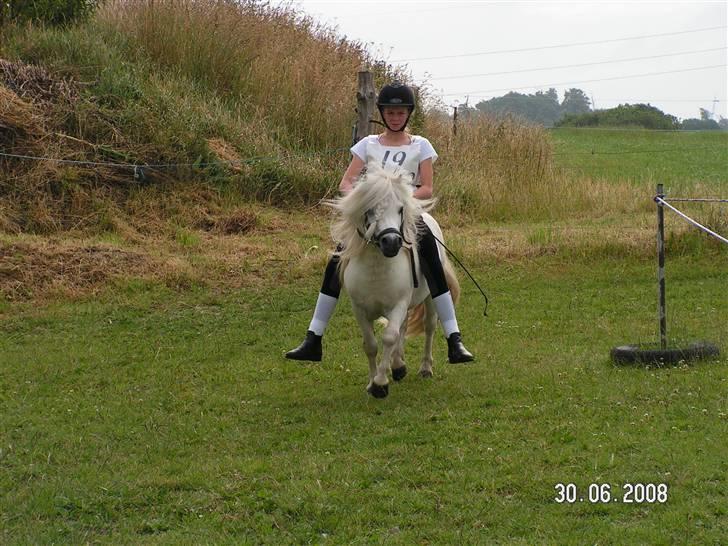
[
  {"xmin": 425, "ymin": 112, "xmax": 645, "ymax": 222},
  {"xmin": 95, "ymin": 0, "xmax": 380, "ymax": 151},
  {"xmin": 1, "ymin": 0, "xmax": 647, "ymax": 239}
]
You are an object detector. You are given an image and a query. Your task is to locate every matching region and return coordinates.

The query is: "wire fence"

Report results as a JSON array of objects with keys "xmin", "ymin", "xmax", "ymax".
[
  {"xmin": 551, "ymin": 145, "xmax": 725, "ymax": 157},
  {"xmin": 0, "ymin": 146, "xmax": 351, "ymax": 172},
  {"xmin": 655, "ymin": 195, "xmax": 728, "ymax": 245},
  {"xmin": 662, "ymin": 197, "xmax": 728, "ymax": 203},
  {"xmin": 0, "ymin": 147, "xmax": 352, "ymax": 189},
  {"xmin": 3, "ymin": 143, "xmax": 725, "ymax": 167},
  {"xmin": 3, "ymin": 140, "xmax": 727, "ymax": 246}
]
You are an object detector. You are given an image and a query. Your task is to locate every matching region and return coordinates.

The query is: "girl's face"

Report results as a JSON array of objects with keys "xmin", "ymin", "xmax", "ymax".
[{"xmin": 381, "ymin": 106, "xmax": 410, "ymax": 131}]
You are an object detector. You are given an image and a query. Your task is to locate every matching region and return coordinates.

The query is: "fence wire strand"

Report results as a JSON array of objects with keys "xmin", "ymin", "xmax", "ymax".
[
  {"xmin": 663, "ymin": 197, "xmax": 728, "ymax": 203},
  {"xmin": 0, "ymin": 147, "xmax": 350, "ymax": 171},
  {"xmin": 655, "ymin": 196, "xmax": 728, "ymax": 245}
]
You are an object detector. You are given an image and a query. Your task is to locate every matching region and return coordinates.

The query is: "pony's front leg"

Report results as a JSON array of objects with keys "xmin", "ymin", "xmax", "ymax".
[
  {"xmin": 418, "ymin": 297, "xmax": 437, "ymax": 378},
  {"xmin": 352, "ymin": 307, "xmax": 379, "ymax": 395},
  {"xmin": 374, "ymin": 303, "xmax": 408, "ymax": 395},
  {"xmin": 391, "ymin": 316, "xmax": 408, "ymax": 382}
]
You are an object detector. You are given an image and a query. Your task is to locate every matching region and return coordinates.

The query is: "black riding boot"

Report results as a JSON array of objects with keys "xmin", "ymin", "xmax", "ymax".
[
  {"xmin": 418, "ymin": 219, "xmax": 475, "ymax": 363},
  {"xmin": 285, "ymin": 249, "xmax": 341, "ymax": 362},
  {"xmin": 447, "ymin": 332, "xmax": 474, "ymax": 363},
  {"xmin": 285, "ymin": 330, "xmax": 322, "ymax": 361}
]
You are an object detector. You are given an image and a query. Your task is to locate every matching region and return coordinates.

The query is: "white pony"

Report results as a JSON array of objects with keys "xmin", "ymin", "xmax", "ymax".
[{"xmin": 329, "ymin": 166, "xmax": 459, "ymax": 398}]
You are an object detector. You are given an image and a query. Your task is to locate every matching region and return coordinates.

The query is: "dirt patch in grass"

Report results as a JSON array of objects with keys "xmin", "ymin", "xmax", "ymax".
[
  {"xmin": 0, "ymin": 208, "xmax": 332, "ymax": 304},
  {"xmin": 194, "ymin": 208, "xmax": 260, "ymax": 235},
  {"xmin": 0, "ymin": 240, "xmax": 161, "ymax": 301}
]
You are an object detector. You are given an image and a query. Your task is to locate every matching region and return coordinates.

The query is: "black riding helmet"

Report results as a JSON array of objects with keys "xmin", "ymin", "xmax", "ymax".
[{"xmin": 377, "ymin": 82, "xmax": 416, "ymax": 132}]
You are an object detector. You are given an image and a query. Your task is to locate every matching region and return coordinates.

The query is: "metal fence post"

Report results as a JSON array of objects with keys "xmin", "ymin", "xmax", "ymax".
[{"xmin": 656, "ymin": 183, "xmax": 667, "ymax": 350}]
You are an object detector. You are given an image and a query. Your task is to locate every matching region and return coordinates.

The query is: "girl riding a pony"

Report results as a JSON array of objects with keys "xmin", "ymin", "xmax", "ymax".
[{"xmin": 286, "ymin": 82, "xmax": 474, "ymax": 364}]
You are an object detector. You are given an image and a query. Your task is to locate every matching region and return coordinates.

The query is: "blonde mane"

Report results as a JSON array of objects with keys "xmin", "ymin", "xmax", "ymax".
[{"xmin": 328, "ymin": 166, "xmax": 434, "ymax": 272}]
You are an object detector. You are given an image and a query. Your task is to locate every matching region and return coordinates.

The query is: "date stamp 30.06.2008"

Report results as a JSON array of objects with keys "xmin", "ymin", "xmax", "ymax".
[{"xmin": 554, "ymin": 483, "xmax": 668, "ymax": 504}]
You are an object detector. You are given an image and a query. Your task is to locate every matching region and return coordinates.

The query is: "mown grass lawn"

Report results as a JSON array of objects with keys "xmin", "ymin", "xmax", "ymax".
[
  {"xmin": 1, "ymin": 254, "xmax": 726, "ymax": 544},
  {"xmin": 549, "ymin": 128, "xmax": 728, "ymax": 191}
]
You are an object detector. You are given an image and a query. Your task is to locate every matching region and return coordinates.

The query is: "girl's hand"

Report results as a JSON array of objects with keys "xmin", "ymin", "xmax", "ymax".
[
  {"xmin": 414, "ymin": 158, "xmax": 434, "ymax": 199},
  {"xmin": 339, "ymin": 155, "xmax": 365, "ymax": 194}
]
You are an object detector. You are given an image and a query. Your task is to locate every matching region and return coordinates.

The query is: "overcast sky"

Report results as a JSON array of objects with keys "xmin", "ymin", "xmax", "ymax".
[{"xmin": 274, "ymin": 0, "xmax": 727, "ymax": 120}]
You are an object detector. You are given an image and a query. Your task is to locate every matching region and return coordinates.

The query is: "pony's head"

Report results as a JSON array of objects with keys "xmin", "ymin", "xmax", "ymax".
[{"xmin": 329, "ymin": 166, "xmax": 434, "ymax": 262}]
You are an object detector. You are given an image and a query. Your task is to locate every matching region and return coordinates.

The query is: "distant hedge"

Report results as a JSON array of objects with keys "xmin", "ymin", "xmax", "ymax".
[
  {"xmin": 555, "ymin": 104, "xmax": 679, "ymax": 130},
  {"xmin": 680, "ymin": 118, "xmax": 722, "ymax": 131}
]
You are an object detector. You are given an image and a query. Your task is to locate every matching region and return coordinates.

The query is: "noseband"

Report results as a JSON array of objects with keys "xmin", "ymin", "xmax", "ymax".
[
  {"xmin": 357, "ymin": 210, "xmax": 412, "ymax": 246},
  {"xmin": 358, "ymin": 225, "xmax": 407, "ymax": 245}
]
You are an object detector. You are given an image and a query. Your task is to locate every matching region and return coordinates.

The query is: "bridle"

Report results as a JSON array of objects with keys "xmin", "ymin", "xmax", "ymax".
[
  {"xmin": 357, "ymin": 209, "xmax": 412, "ymax": 247},
  {"xmin": 356, "ymin": 209, "xmax": 418, "ymax": 288}
]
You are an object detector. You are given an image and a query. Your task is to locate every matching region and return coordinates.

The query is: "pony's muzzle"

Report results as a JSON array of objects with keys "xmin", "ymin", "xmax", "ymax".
[{"xmin": 379, "ymin": 233, "xmax": 403, "ymax": 257}]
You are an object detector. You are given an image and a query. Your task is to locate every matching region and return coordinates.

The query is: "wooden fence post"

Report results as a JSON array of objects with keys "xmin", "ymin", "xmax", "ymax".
[{"xmin": 354, "ymin": 71, "xmax": 376, "ymax": 145}]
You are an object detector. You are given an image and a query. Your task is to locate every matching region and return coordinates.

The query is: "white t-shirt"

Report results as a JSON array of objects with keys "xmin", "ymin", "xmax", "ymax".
[{"xmin": 350, "ymin": 134, "xmax": 438, "ymax": 187}]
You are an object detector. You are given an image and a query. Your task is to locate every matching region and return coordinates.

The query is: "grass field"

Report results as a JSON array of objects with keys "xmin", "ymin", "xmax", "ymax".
[
  {"xmin": 549, "ymin": 128, "xmax": 728, "ymax": 191},
  {"xmin": 2, "ymin": 126, "xmax": 727, "ymax": 543},
  {"xmin": 2, "ymin": 5, "xmax": 727, "ymax": 541},
  {"xmin": 2, "ymin": 247, "xmax": 727, "ymax": 543}
]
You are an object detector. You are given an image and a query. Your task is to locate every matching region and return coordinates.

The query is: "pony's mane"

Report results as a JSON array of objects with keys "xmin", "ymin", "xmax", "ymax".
[{"xmin": 328, "ymin": 165, "xmax": 434, "ymax": 269}]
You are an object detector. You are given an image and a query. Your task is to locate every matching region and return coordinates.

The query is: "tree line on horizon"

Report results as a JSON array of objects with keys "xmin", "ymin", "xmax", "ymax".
[{"xmin": 454, "ymin": 88, "xmax": 727, "ymax": 131}]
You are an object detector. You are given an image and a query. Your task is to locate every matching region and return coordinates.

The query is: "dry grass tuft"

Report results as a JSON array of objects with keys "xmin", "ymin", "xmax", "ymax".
[
  {"xmin": 207, "ymin": 138, "xmax": 243, "ymax": 172},
  {"xmin": 0, "ymin": 58, "xmax": 79, "ymax": 104},
  {"xmin": 212, "ymin": 210, "xmax": 259, "ymax": 235},
  {"xmin": 0, "ymin": 86, "xmax": 46, "ymax": 143}
]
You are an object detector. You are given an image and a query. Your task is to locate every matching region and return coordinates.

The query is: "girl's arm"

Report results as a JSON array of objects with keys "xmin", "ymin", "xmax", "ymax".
[
  {"xmin": 339, "ymin": 155, "xmax": 366, "ymax": 194},
  {"xmin": 413, "ymin": 158, "xmax": 434, "ymax": 200}
]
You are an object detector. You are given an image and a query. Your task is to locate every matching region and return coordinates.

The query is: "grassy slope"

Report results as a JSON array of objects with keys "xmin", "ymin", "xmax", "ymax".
[{"xmin": 1, "ymin": 257, "xmax": 726, "ymax": 544}]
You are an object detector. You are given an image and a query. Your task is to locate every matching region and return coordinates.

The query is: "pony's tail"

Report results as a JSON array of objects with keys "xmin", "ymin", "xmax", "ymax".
[
  {"xmin": 406, "ymin": 303, "xmax": 426, "ymax": 337},
  {"xmin": 407, "ymin": 255, "xmax": 460, "ymax": 337}
]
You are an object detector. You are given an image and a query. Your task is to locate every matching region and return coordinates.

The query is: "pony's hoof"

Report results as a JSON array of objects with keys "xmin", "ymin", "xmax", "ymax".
[
  {"xmin": 392, "ymin": 366, "xmax": 407, "ymax": 381},
  {"xmin": 367, "ymin": 383, "xmax": 389, "ymax": 398},
  {"xmin": 418, "ymin": 369, "xmax": 433, "ymax": 378}
]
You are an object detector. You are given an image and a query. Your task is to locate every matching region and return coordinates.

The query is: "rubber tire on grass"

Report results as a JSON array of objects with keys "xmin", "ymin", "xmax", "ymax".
[{"xmin": 611, "ymin": 341, "xmax": 720, "ymax": 365}]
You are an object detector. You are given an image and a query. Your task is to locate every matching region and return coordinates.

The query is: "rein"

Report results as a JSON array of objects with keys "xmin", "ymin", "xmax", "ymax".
[{"xmin": 430, "ymin": 232, "xmax": 489, "ymax": 317}]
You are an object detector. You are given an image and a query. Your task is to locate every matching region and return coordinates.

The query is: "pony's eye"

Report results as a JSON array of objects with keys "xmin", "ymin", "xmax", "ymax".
[{"xmin": 398, "ymin": 206, "xmax": 404, "ymax": 214}]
